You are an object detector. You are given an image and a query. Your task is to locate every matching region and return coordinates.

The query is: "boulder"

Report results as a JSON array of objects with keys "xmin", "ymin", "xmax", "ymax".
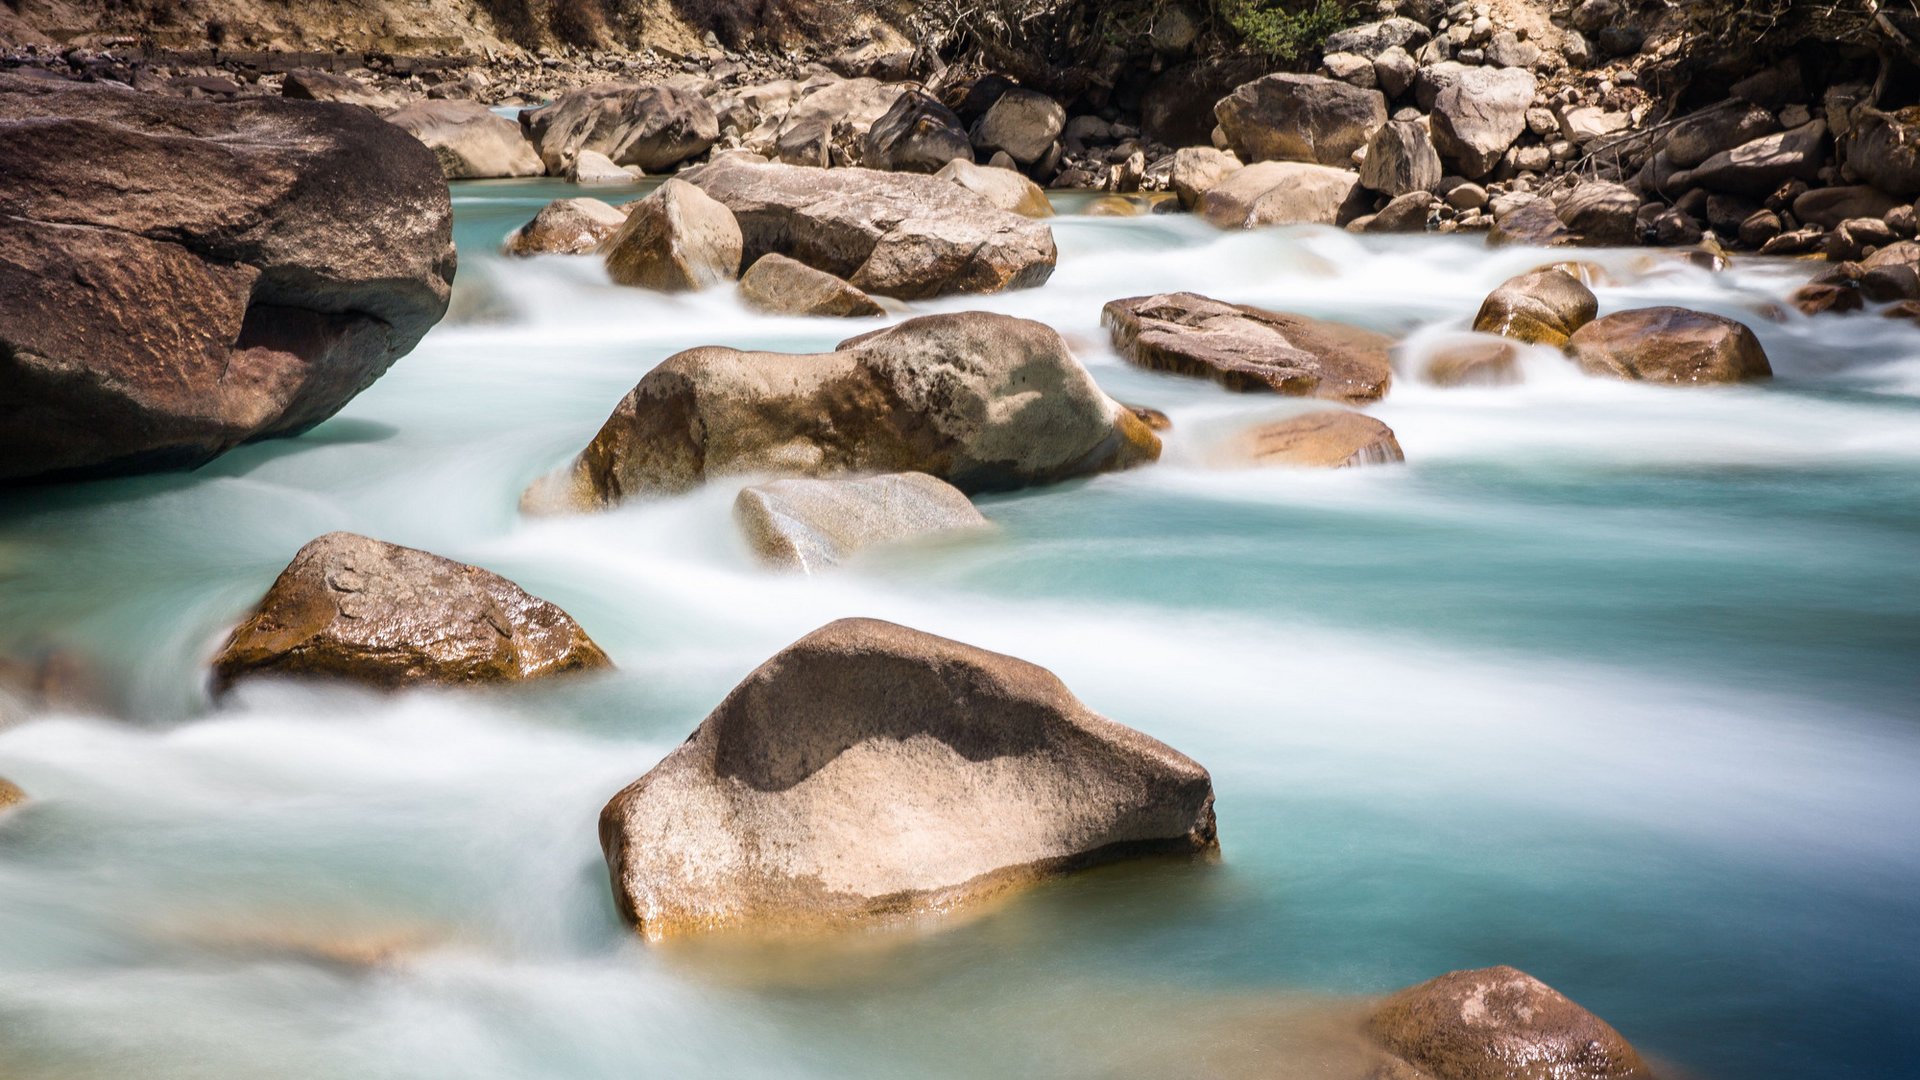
[
  {"xmin": 1197, "ymin": 161, "xmax": 1363, "ymax": 228},
  {"xmin": 0, "ymin": 777, "xmax": 23, "ymax": 810},
  {"xmin": 281, "ymin": 69, "xmax": 398, "ymax": 110},
  {"xmin": 521, "ymin": 83, "xmax": 719, "ymax": 175},
  {"xmin": 1324, "ymin": 17, "xmax": 1431, "ymax": 58},
  {"xmin": 1421, "ymin": 335, "xmax": 1524, "ymax": 386},
  {"xmin": 1224, "ymin": 410, "xmax": 1404, "ymax": 468},
  {"xmin": 1368, "ymin": 967, "xmax": 1655, "ymax": 1080},
  {"xmin": 567, "ymin": 149, "xmax": 634, "ymax": 184},
  {"xmin": 1554, "ymin": 181, "xmax": 1641, "ymax": 244},
  {"xmin": 1359, "ymin": 119, "xmax": 1442, "ymax": 197},
  {"xmin": 775, "ymin": 77, "xmax": 903, "ymax": 167},
  {"xmin": 1688, "ymin": 120, "xmax": 1828, "ymax": 196},
  {"xmin": 935, "ymin": 158, "xmax": 1054, "ymax": 218},
  {"xmin": 1567, "ymin": 307, "xmax": 1772, "ymax": 384},
  {"xmin": 504, "ymin": 197, "xmax": 630, "ymax": 256},
  {"xmin": 734, "ymin": 472, "xmax": 988, "ymax": 571},
  {"xmin": 1859, "ymin": 241, "xmax": 1920, "ymax": 301},
  {"xmin": 523, "ymin": 312, "xmax": 1159, "ymax": 510},
  {"xmin": 1843, "ymin": 108, "xmax": 1920, "ymax": 198},
  {"xmin": 1375, "ymin": 47, "xmax": 1419, "ymax": 100},
  {"xmin": 1792, "ymin": 186, "xmax": 1899, "ymax": 230},
  {"xmin": 1472, "ymin": 267, "xmax": 1598, "ymax": 347},
  {"xmin": 1103, "ymin": 292, "xmax": 1393, "ymax": 401},
  {"xmin": 1323, "ymin": 52, "xmax": 1379, "ymax": 90},
  {"xmin": 1430, "ymin": 67, "xmax": 1537, "ymax": 179},
  {"xmin": 863, "ymin": 89, "xmax": 971, "ymax": 173},
  {"xmin": 1487, "ymin": 194, "xmax": 1576, "ymax": 246},
  {"xmin": 1357, "ymin": 191, "xmax": 1439, "ymax": 233},
  {"xmin": 1169, "ymin": 147, "xmax": 1243, "ymax": 209},
  {"xmin": 0, "ymin": 72, "xmax": 454, "ymax": 484},
  {"xmin": 1215, "ymin": 73, "xmax": 1388, "ymax": 167},
  {"xmin": 1665, "ymin": 101, "xmax": 1779, "ymax": 169},
  {"xmin": 1826, "ymin": 217, "xmax": 1897, "ymax": 262},
  {"xmin": 738, "ymin": 253, "xmax": 884, "ymax": 316},
  {"xmin": 972, "ymin": 87, "xmax": 1067, "ymax": 165},
  {"xmin": 602, "ymin": 178, "xmax": 743, "ymax": 292},
  {"xmin": 677, "ymin": 157, "xmax": 1056, "ymax": 299},
  {"xmin": 211, "ymin": 532, "xmax": 611, "ymax": 694},
  {"xmin": 386, "ymin": 99, "xmax": 544, "ymax": 179},
  {"xmin": 598, "ymin": 618, "xmax": 1217, "ymax": 938}
]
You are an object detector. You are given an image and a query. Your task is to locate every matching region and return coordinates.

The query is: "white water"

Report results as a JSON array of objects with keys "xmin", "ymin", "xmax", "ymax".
[{"xmin": 2, "ymin": 183, "xmax": 1918, "ymax": 1079}]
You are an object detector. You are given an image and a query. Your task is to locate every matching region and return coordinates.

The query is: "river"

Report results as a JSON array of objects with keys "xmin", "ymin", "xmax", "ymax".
[{"xmin": 1, "ymin": 179, "xmax": 1916, "ymax": 1079}]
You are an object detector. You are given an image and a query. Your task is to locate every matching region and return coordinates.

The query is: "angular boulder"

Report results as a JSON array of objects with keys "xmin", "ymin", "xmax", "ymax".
[
  {"xmin": 1431, "ymin": 67, "xmax": 1537, "ymax": 179},
  {"xmin": 936, "ymin": 158, "xmax": 1054, "ymax": 218},
  {"xmin": 523, "ymin": 311, "xmax": 1160, "ymax": 510},
  {"xmin": 0, "ymin": 72, "xmax": 455, "ymax": 484},
  {"xmin": 1197, "ymin": 161, "xmax": 1363, "ymax": 228},
  {"xmin": 1688, "ymin": 120, "xmax": 1828, "ymax": 196},
  {"xmin": 1360, "ymin": 119, "xmax": 1442, "ymax": 197},
  {"xmin": 1844, "ymin": 108, "xmax": 1920, "ymax": 198},
  {"xmin": 521, "ymin": 84, "xmax": 719, "ymax": 175},
  {"xmin": 598, "ymin": 618, "xmax": 1218, "ymax": 938},
  {"xmin": 863, "ymin": 89, "xmax": 971, "ymax": 173},
  {"xmin": 1324, "ymin": 16, "xmax": 1431, "ymax": 58},
  {"xmin": 775, "ymin": 77, "xmax": 902, "ymax": 167},
  {"xmin": 972, "ymin": 87, "xmax": 1066, "ymax": 165},
  {"xmin": 1224, "ymin": 410, "xmax": 1404, "ymax": 468},
  {"xmin": 734, "ymin": 472, "xmax": 988, "ymax": 571},
  {"xmin": 1555, "ymin": 181, "xmax": 1641, "ymax": 244},
  {"xmin": 676, "ymin": 157, "xmax": 1057, "ymax": 299},
  {"xmin": 602, "ymin": 178, "xmax": 743, "ymax": 291},
  {"xmin": 504, "ymin": 197, "xmax": 629, "ymax": 256},
  {"xmin": 211, "ymin": 532, "xmax": 611, "ymax": 693},
  {"xmin": 1355, "ymin": 191, "xmax": 1438, "ymax": 233},
  {"xmin": 1664, "ymin": 101, "xmax": 1779, "ymax": 169},
  {"xmin": 1367, "ymin": 966, "xmax": 1655, "ymax": 1080},
  {"xmin": 1472, "ymin": 267, "xmax": 1598, "ymax": 347},
  {"xmin": 1567, "ymin": 307, "xmax": 1772, "ymax": 384},
  {"xmin": 387, "ymin": 99, "xmax": 544, "ymax": 179},
  {"xmin": 738, "ymin": 253, "xmax": 884, "ymax": 317},
  {"xmin": 1103, "ymin": 292, "xmax": 1393, "ymax": 402},
  {"xmin": 1170, "ymin": 147, "xmax": 1243, "ymax": 209},
  {"xmin": 1214, "ymin": 73, "xmax": 1387, "ymax": 167}
]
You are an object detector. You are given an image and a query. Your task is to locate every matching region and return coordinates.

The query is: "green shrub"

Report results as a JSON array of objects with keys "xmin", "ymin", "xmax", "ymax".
[{"xmin": 1214, "ymin": 0, "xmax": 1351, "ymax": 61}]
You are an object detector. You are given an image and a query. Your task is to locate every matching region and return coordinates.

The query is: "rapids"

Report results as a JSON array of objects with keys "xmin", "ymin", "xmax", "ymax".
[{"xmin": 1, "ymin": 180, "xmax": 1917, "ymax": 1079}]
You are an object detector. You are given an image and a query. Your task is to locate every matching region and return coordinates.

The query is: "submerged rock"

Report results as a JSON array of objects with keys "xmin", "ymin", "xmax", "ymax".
[
  {"xmin": 1225, "ymin": 410, "xmax": 1404, "ymax": 468},
  {"xmin": 935, "ymin": 158, "xmax": 1054, "ymax": 218},
  {"xmin": 386, "ymin": 100, "xmax": 544, "ymax": 179},
  {"xmin": 1421, "ymin": 335, "xmax": 1525, "ymax": 386},
  {"xmin": 1472, "ymin": 267, "xmax": 1598, "ymax": 347},
  {"xmin": 521, "ymin": 83, "xmax": 719, "ymax": 174},
  {"xmin": 503, "ymin": 198, "xmax": 629, "ymax": 256},
  {"xmin": 738, "ymin": 254, "xmax": 884, "ymax": 317},
  {"xmin": 0, "ymin": 777, "xmax": 23, "ymax": 810},
  {"xmin": 734, "ymin": 472, "xmax": 988, "ymax": 571},
  {"xmin": 0, "ymin": 72, "xmax": 455, "ymax": 484},
  {"xmin": 524, "ymin": 312, "xmax": 1159, "ymax": 510},
  {"xmin": 678, "ymin": 156, "xmax": 1057, "ymax": 299},
  {"xmin": 1367, "ymin": 966, "xmax": 1656, "ymax": 1080},
  {"xmin": 1197, "ymin": 161, "xmax": 1363, "ymax": 228},
  {"xmin": 211, "ymin": 532, "xmax": 611, "ymax": 693},
  {"xmin": 1214, "ymin": 73, "xmax": 1387, "ymax": 167},
  {"xmin": 1103, "ymin": 292, "xmax": 1394, "ymax": 402},
  {"xmin": 598, "ymin": 617, "xmax": 1218, "ymax": 938},
  {"xmin": 1568, "ymin": 307, "xmax": 1772, "ymax": 384},
  {"xmin": 602, "ymin": 178, "xmax": 743, "ymax": 291}
]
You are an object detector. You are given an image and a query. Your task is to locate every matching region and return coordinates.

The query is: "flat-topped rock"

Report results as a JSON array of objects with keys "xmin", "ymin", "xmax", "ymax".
[
  {"xmin": 1367, "ymin": 966, "xmax": 1656, "ymax": 1080},
  {"xmin": 387, "ymin": 99, "xmax": 543, "ymax": 179},
  {"xmin": 1197, "ymin": 161, "xmax": 1362, "ymax": 228},
  {"xmin": 1225, "ymin": 410, "xmax": 1404, "ymax": 468},
  {"xmin": 598, "ymin": 618, "xmax": 1217, "ymax": 938},
  {"xmin": 211, "ymin": 532, "xmax": 611, "ymax": 693},
  {"xmin": 1568, "ymin": 307, "xmax": 1772, "ymax": 384},
  {"xmin": 734, "ymin": 472, "xmax": 988, "ymax": 571},
  {"xmin": 738, "ymin": 253, "xmax": 884, "ymax": 316},
  {"xmin": 677, "ymin": 156, "xmax": 1056, "ymax": 299},
  {"xmin": 1103, "ymin": 292, "xmax": 1394, "ymax": 402},
  {"xmin": 936, "ymin": 158, "xmax": 1054, "ymax": 218},
  {"xmin": 524, "ymin": 311, "xmax": 1160, "ymax": 511}
]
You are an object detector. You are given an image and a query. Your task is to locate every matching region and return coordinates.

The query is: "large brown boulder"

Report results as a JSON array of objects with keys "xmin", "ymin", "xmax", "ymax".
[
  {"xmin": 1214, "ymin": 73, "xmax": 1388, "ymax": 167},
  {"xmin": 523, "ymin": 312, "xmax": 1160, "ymax": 511},
  {"xmin": 1554, "ymin": 181, "xmax": 1641, "ymax": 245},
  {"xmin": 1170, "ymin": 147, "xmax": 1243, "ymax": 209},
  {"xmin": 602, "ymin": 179, "xmax": 743, "ymax": 291},
  {"xmin": 211, "ymin": 532, "xmax": 611, "ymax": 694},
  {"xmin": 738, "ymin": 253, "xmax": 884, "ymax": 316},
  {"xmin": 863, "ymin": 89, "xmax": 971, "ymax": 173},
  {"xmin": 676, "ymin": 156, "xmax": 1056, "ymax": 299},
  {"xmin": 386, "ymin": 100, "xmax": 543, "ymax": 179},
  {"xmin": 1844, "ymin": 108, "xmax": 1920, "ymax": 198},
  {"xmin": 1665, "ymin": 101, "xmax": 1779, "ymax": 169},
  {"xmin": 1103, "ymin": 292, "xmax": 1393, "ymax": 402},
  {"xmin": 1197, "ymin": 161, "xmax": 1363, "ymax": 229},
  {"xmin": 598, "ymin": 618, "xmax": 1218, "ymax": 939},
  {"xmin": 504, "ymin": 198, "xmax": 630, "ymax": 256},
  {"xmin": 1567, "ymin": 307, "xmax": 1772, "ymax": 384},
  {"xmin": 1687, "ymin": 120, "xmax": 1828, "ymax": 196},
  {"xmin": 1430, "ymin": 67, "xmax": 1537, "ymax": 179},
  {"xmin": 0, "ymin": 73, "xmax": 455, "ymax": 484},
  {"xmin": 521, "ymin": 84, "xmax": 719, "ymax": 175},
  {"xmin": 1367, "ymin": 966, "xmax": 1655, "ymax": 1080},
  {"xmin": 734, "ymin": 472, "xmax": 988, "ymax": 571},
  {"xmin": 1224, "ymin": 410, "xmax": 1404, "ymax": 468},
  {"xmin": 1472, "ymin": 268, "xmax": 1599, "ymax": 347}
]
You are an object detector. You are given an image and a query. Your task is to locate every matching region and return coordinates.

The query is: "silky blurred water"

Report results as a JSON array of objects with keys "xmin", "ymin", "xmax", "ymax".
[{"xmin": 2, "ymin": 178, "xmax": 1918, "ymax": 1080}]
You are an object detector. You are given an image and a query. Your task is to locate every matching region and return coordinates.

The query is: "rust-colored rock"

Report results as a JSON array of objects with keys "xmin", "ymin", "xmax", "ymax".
[
  {"xmin": 1472, "ymin": 267, "xmax": 1599, "ymax": 347},
  {"xmin": 1567, "ymin": 307, "xmax": 1772, "ymax": 385},
  {"xmin": 1103, "ymin": 292, "xmax": 1394, "ymax": 402},
  {"xmin": 1367, "ymin": 966, "xmax": 1656, "ymax": 1080},
  {"xmin": 1225, "ymin": 410, "xmax": 1404, "ymax": 468},
  {"xmin": 211, "ymin": 532, "xmax": 611, "ymax": 693}
]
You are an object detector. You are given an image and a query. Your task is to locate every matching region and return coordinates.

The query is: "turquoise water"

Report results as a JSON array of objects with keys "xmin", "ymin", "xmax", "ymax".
[{"xmin": 2, "ymin": 178, "xmax": 1918, "ymax": 1079}]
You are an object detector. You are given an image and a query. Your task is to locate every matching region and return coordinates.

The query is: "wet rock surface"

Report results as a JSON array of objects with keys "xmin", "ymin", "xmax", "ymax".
[
  {"xmin": 1104, "ymin": 292, "xmax": 1394, "ymax": 402},
  {"xmin": 1367, "ymin": 966, "xmax": 1656, "ymax": 1080},
  {"xmin": 1568, "ymin": 307, "xmax": 1772, "ymax": 384},
  {"xmin": 734, "ymin": 472, "xmax": 988, "ymax": 571}
]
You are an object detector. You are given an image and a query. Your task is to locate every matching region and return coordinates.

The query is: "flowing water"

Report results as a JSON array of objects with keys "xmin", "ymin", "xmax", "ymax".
[{"xmin": 2, "ymin": 179, "xmax": 1918, "ymax": 1080}]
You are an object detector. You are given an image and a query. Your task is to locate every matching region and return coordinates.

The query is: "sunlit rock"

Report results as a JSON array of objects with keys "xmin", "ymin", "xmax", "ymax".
[
  {"xmin": 602, "ymin": 179, "xmax": 743, "ymax": 291},
  {"xmin": 598, "ymin": 618, "xmax": 1218, "ymax": 938},
  {"xmin": 521, "ymin": 83, "xmax": 719, "ymax": 175},
  {"xmin": 738, "ymin": 254, "xmax": 884, "ymax": 317},
  {"xmin": 386, "ymin": 100, "xmax": 544, "ymax": 179},
  {"xmin": 503, "ymin": 198, "xmax": 629, "ymax": 256},
  {"xmin": 1103, "ymin": 292, "xmax": 1394, "ymax": 402},
  {"xmin": 1214, "ymin": 73, "xmax": 1387, "ymax": 167},
  {"xmin": 1367, "ymin": 966, "xmax": 1656, "ymax": 1080},
  {"xmin": 1472, "ymin": 267, "xmax": 1599, "ymax": 347},
  {"xmin": 734, "ymin": 472, "xmax": 988, "ymax": 571},
  {"xmin": 1568, "ymin": 307, "xmax": 1772, "ymax": 384},
  {"xmin": 211, "ymin": 532, "xmax": 611, "ymax": 694},
  {"xmin": 1222, "ymin": 410, "xmax": 1404, "ymax": 468},
  {"xmin": 1197, "ymin": 160, "xmax": 1364, "ymax": 228},
  {"xmin": 935, "ymin": 158, "xmax": 1054, "ymax": 218}
]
